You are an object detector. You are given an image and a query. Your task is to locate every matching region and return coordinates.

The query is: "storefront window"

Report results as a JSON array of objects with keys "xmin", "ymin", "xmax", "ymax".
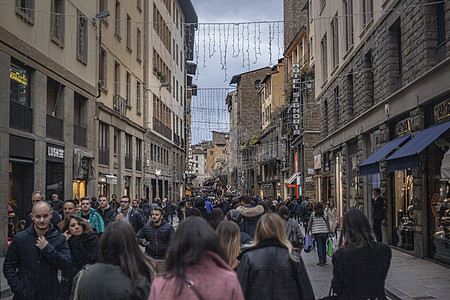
[
  {"xmin": 10, "ymin": 63, "xmax": 30, "ymax": 106},
  {"xmin": 392, "ymin": 169, "xmax": 414, "ymax": 249},
  {"xmin": 73, "ymin": 180, "xmax": 86, "ymax": 200}
]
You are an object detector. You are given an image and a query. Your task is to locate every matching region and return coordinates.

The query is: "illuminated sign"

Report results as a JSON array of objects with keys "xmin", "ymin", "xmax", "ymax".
[
  {"xmin": 292, "ymin": 64, "xmax": 301, "ymax": 136},
  {"xmin": 10, "ymin": 68, "xmax": 28, "ymax": 85},
  {"xmin": 434, "ymin": 100, "xmax": 450, "ymax": 122}
]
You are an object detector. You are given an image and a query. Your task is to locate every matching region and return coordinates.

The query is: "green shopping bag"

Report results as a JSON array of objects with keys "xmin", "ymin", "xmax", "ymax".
[{"xmin": 327, "ymin": 238, "xmax": 333, "ymax": 257}]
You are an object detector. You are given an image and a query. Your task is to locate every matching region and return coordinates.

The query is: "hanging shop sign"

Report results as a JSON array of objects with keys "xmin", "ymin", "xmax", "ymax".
[
  {"xmin": 106, "ymin": 175, "xmax": 117, "ymax": 184},
  {"xmin": 314, "ymin": 154, "xmax": 322, "ymax": 169},
  {"xmin": 292, "ymin": 64, "xmax": 301, "ymax": 136}
]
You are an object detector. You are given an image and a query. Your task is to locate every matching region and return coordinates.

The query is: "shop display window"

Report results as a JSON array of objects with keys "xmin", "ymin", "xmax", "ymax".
[
  {"xmin": 392, "ymin": 169, "xmax": 414, "ymax": 249},
  {"xmin": 433, "ymin": 184, "xmax": 449, "ymax": 241}
]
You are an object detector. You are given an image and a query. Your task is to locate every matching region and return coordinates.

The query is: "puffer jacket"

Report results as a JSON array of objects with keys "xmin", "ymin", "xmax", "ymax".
[
  {"xmin": 237, "ymin": 238, "xmax": 314, "ymax": 300},
  {"xmin": 236, "ymin": 205, "xmax": 264, "ymax": 238},
  {"xmin": 137, "ymin": 221, "xmax": 174, "ymax": 259},
  {"xmin": 3, "ymin": 224, "xmax": 71, "ymax": 300}
]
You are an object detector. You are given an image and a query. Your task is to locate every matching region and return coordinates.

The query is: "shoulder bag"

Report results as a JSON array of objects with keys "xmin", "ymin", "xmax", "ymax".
[{"xmin": 184, "ymin": 278, "xmax": 205, "ymax": 300}]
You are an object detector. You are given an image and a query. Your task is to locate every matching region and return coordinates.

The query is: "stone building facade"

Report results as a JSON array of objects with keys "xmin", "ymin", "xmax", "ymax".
[
  {"xmin": 0, "ymin": 1, "xmax": 98, "ymax": 254},
  {"xmin": 313, "ymin": 0, "xmax": 450, "ymax": 261},
  {"xmin": 229, "ymin": 67, "xmax": 271, "ymax": 195}
]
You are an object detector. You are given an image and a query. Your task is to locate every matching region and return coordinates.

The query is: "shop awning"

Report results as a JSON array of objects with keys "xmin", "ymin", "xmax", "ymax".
[
  {"xmin": 285, "ymin": 172, "xmax": 300, "ymax": 185},
  {"xmin": 386, "ymin": 121, "xmax": 450, "ymax": 172},
  {"xmin": 358, "ymin": 135, "xmax": 410, "ymax": 176},
  {"xmin": 441, "ymin": 149, "xmax": 450, "ymax": 180}
]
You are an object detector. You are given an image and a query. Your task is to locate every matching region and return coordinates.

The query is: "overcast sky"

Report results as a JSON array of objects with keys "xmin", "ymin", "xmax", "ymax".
[{"xmin": 189, "ymin": 0, "xmax": 284, "ymax": 143}]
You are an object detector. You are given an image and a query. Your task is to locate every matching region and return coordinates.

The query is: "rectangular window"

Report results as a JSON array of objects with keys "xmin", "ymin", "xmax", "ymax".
[
  {"xmin": 321, "ymin": 34, "xmax": 328, "ymax": 81},
  {"xmin": 310, "ymin": 36, "xmax": 313, "ymax": 58},
  {"xmin": 99, "ymin": 47, "xmax": 107, "ymax": 89},
  {"xmin": 362, "ymin": 0, "xmax": 373, "ymax": 28},
  {"xmin": 50, "ymin": 0, "xmax": 64, "ymax": 46},
  {"xmin": 126, "ymin": 71, "xmax": 131, "ymax": 108},
  {"xmin": 137, "ymin": 27, "xmax": 141, "ymax": 61},
  {"xmin": 114, "ymin": 61, "xmax": 120, "ymax": 95},
  {"xmin": 114, "ymin": 133, "xmax": 118, "ymax": 155},
  {"xmin": 77, "ymin": 11, "xmax": 88, "ymax": 64},
  {"xmin": 331, "ymin": 15, "xmax": 339, "ymax": 68},
  {"xmin": 115, "ymin": 1, "xmax": 121, "ymax": 38},
  {"xmin": 364, "ymin": 50, "xmax": 374, "ymax": 107},
  {"xmin": 136, "ymin": 81, "xmax": 141, "ymax": 114},
  {"xmin": 99, "ymin": 122, "xmax": 109, "ymax": 165},
  {"xmin": 437, "ymin": 1, "xmax": 446, "ymax": 45},
  {"xmin": 346, "ymin": 72, "xmax": 354, "ymax": 119},
  {"xmin": 126, "ymin": 14, "xmax": 132, "ymax": 51},
  {"xmin": 176, "ymin": 44, "xmax": 179, "ymax": 65},
  {"xmin": 323, "ymin": 99, "xmax": 328, "ymax": 135},
  {"xmin": 344, "ymin": 0, "xmax": 353, "ymax": 51},
  {"xmin": 16, "ymin": 0, "xmax": 35, "ymax": 24},
  {"xmin": 10, "ymin": 62, "xmax": 31, "ymax": 107},
  {"xmin": 99, "ymin": 0, "xmax": 107, "ymax": 14},
  {"xmin": 334, "ymin": 86, "xmax": 340, "ymax": 129},
  {"xmin": 390, "ymin": 18, "xmax": 402, "ymax": 89},
  {"xmin": 125, "ymin": 134, "xmax": 132, "ymax": 169}
]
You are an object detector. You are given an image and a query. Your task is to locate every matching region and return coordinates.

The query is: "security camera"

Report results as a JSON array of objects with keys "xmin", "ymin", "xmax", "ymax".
[{"xmin": 385, "ymin": 104, "xmax": 390, "ymax": 115}]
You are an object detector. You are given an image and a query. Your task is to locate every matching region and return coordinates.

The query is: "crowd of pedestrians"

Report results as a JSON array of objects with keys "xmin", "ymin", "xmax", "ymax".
[{"xmin": 4, "ymin": 190, "xmax": 392, "ymax": 299}]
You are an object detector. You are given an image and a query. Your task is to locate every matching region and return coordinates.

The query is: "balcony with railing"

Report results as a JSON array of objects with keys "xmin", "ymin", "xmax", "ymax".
[
  {"xmin": 153, "ymin": 117, "xmax": 172, "ymax": 140},
  {"xmin": 113, "ymin": 94, "xmax": 127, "ymax": 116},
  {"xmin": 98, "ymin": 147, "xmax": 109, "ymax": 165},
  {"xmin": 125, "ymin": 154, "xmax": 132, "ymax": 170},
  {"xmin": 260, "ymin": 150, "xmax": 279, "ymax": 163},
  {"xmin": 10, "ymin": 101, "xmax": 32, "ymax": 132},
  {"xmin": 46, "ymin": 114, "xmax": 63, "ymax": 140},
  {"xmin": 136, "ymin": 157, "xmax": 142, "ymax": 171},
  {"xmin": 74, "ymin": 124, "xmax": 87, "ymax": 147}
]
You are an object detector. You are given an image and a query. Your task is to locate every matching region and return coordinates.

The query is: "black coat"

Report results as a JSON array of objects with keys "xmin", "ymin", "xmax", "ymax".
[
  {"xmin": 67, "ymin": 232, "xmax": 99, "ymax": 272},
  {"xmin": 3, "ymin": 224, "xmax": 71, "ymax": 300},
  {"xmin": 137, "ymin": 221, "xmax": 174, "ymax": 259},
  {"xmin": 372, "ymin": 196, "xmax": 385, "ymax": 220},
  {"xmin": 332, "ymin": 242, "xmax": 392, "ymax": 299},
  {"xmin": 96, "ymin": 207, "xmax": 115, "ymax": 226},
  {"xmin": 110, "ymin": 208, "xmax": 145, "ymax": 233},
  {"xmin": 237, "ymin": 239, "xmax": 314, "ymax": 300}
]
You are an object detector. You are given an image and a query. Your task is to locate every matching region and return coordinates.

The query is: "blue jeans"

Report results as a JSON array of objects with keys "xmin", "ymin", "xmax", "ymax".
[{"xmin": 314, "ymin": 233, "xmax": 329, "ymax": 262}]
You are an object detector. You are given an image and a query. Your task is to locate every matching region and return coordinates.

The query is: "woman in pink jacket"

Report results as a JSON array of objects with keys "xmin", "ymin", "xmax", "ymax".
[{"xmin": 148, "ymin": 216, "xmax": 244, "ymax": 300}]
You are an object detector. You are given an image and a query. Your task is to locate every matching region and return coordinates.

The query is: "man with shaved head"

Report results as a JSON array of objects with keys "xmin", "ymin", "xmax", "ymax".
[
  {"xmin": 3, "ymin": 193, "xmax": 71, "ymax": 299},
  {"xmin": 25, "ymin": 191, "xmax": 62, "ymax": 229}
]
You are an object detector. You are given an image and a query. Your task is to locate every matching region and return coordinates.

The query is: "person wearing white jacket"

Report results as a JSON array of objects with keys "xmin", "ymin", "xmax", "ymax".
[{"xmin": 326, "ymin": 200, "xmax": 339, "ymax": 236}]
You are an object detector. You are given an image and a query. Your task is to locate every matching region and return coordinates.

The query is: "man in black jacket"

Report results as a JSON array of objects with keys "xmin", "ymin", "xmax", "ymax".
[
  {"xmin": 3, "ymin": 201, "xmax": 71, "ymax": 299},
  {"xmin": 137, "ymin": 207, "xmax": 174, "ymax": 274},
  {"xmin": 96, "ymin": 194, "xmax": 115, "ymax": 226},
  {"xmin": 372, "ymin": 188, "xmax": 386, "ymax": 242},
  {"xmin": 111, "ymin": 195, "xmax": 145, "ymax": 233}
]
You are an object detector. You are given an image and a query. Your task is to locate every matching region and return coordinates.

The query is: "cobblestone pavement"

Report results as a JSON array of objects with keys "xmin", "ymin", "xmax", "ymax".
[{"xmin": 301, "ymin": 248, "xmax": 333, "ymax": 299}]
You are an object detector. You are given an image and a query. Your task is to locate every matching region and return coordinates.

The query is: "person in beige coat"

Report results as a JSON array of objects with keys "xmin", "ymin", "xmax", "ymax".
[{"xmin": 326, "ymin": 200, "xmax": 339, "ymax": 236}]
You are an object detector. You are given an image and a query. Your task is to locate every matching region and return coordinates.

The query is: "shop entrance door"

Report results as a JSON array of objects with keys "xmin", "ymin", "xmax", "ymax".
[{"xmin": 9, "ymin": 160, "xmax": 34, "ymax": 222}]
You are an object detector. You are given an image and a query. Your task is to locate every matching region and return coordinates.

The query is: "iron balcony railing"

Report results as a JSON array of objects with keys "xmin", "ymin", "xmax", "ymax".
[
  {"xmin": 46, "ymin": 114, "xmax": 63, "ymax": 140},
  {"xmin": 74, "ymin": 124, "xmax": 87, "ymax": 147},
  {"xmin": 125, "ymin": 154, "xmax": 132, "ymax": 170},
  {"xmin": 98, "ymin": 146, "xmax": 109, "ymax": 165},
  {"xmin": 136, "ymin": 157, "xmax": 142, "ymax": 171},
  {"xmin": 153, "ymin": 117, "xmax": 172, "ymax": 140},
  {"xmin": 10, "ymin": 101, "xmax": 32, "ymax": 132}
]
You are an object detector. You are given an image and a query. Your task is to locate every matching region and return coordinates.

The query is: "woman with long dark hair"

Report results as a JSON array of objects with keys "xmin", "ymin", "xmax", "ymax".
[
  {"xmin": 237, "ymin": 214, "xmax": 314, "ymax": 300},
  {"xmin": 278, "ymin": 205, "xmax": 303, "ymax": 250},
  {"xmin": 216, "ymin": 220, "xmax": 241, "ymax": 270},
  {"xmin": 331, "ymin": 209, "xmax": 392, "ymax": 299},
  {"xmin": 307, "ymin": 201, "xmax": 331, "ymax": 266},
  {"xmin": 149, "ymin": 217, "xmax": 244, "ymax": 300},
  {"xmin": 73, "ymin": 221, "xmax": 156, "ymax": 299},
  {"xmin": 61, "ymin": 215, "xmax": 99, "ymax": 299}
]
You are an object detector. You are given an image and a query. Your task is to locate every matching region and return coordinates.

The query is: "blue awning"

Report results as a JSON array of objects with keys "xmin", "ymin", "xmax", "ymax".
[
  {"xmin": 358, "ymin": 135, "xmax": 410, "ymax": 176},
  {"xmin": 386, "ymin": 121, "xmax": 450, "ymax": 172}
]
